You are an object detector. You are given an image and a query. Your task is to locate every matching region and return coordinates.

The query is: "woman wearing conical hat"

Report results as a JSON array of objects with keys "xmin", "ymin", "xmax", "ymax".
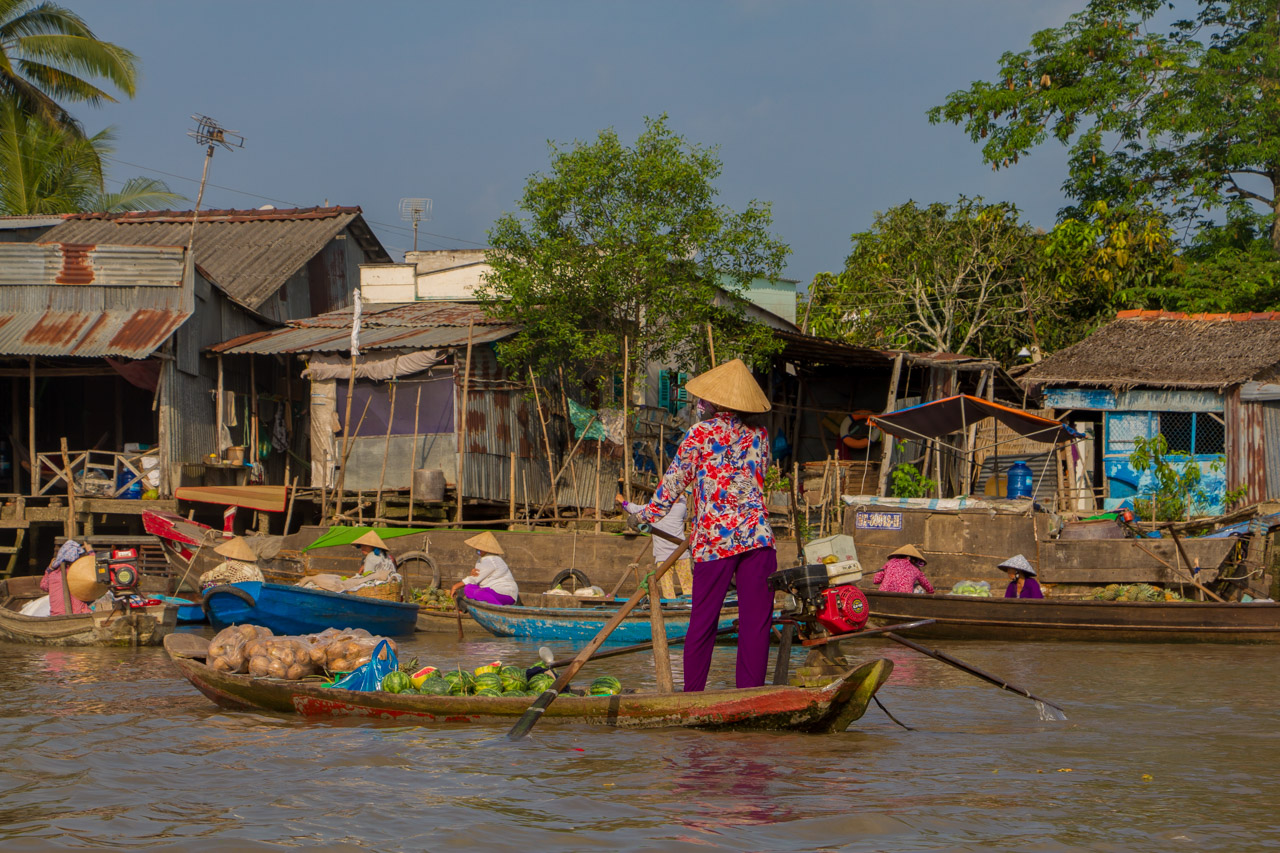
[
  {"xmin": 450, "ymin": 531, "xmax": 518, "ymax": 606},
  {"xmin": 872, "ymin": 544, "xmax": 934, "ymax": 594},
  {"xmin": 199, "ymin": 537, "xmax": 265, "ymax": 590},
  {"xmin": 631, "ymin": 358, "xmax": 776, "ymax": 692},
  {"xmin": 352, "ymin": 530, "xmax": 397, "ymax": 575}
]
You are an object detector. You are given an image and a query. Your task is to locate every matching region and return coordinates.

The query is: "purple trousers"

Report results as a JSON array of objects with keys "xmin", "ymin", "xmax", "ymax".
[
  {"xmin": 462, "ymin": 584, "xmax": 515, "ymax": 606},
  {"xmin": 684, "ymin": 546, "xmax": 777, "ymax": 692}
]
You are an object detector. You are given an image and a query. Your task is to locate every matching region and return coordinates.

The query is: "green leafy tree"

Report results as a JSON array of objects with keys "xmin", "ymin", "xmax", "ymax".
[
  {"xmin": 0, "ymin": 98, "xmax": 181, "ymax": 213},
  {"xmin": 1128, "ymin": 433, "xmax": 1222, "ymax": 521},
  {"xmin": 930, "ymin": 0, "xmax": 1280, "ymax": 253},
  {"xmin": 806, "ymin": 197, "xmax": 1047, "ymax": 361},
  {"xmin": 480, "ymin": 115, "xmax": 789, "ymax": 398},
  {"xmin": 0, "ymin": 0, "xmax": 139, "ymax": 131}
]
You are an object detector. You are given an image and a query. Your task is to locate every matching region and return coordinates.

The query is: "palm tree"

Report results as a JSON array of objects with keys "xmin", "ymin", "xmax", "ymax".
[
  {"xmin": 0, "ymin": 98, "xmax": 182, "ymax": 214},
  {"xmin": 0, "ymin": 0, "xmax": 139, "ymax": 131}
]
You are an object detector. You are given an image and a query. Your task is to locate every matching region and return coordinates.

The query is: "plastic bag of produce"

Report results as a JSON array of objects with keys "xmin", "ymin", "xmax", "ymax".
[
  {"xmin": 247, "ymin": 637, "xmax": 318, "ymax": 681},
  {"xmin": 323, "ymin": 635, "xmax": 395, "ymax": 674},
  {"xmin": 327, "ymin": 639, "xmax": 398, "ymax": 691},
  {"xmin": 208, "ymin": 624, "xmax": 274, "ymax": 673},
  {"xmin": 949, "ymin": 580, "xmax": 991, "ymax": 597}
]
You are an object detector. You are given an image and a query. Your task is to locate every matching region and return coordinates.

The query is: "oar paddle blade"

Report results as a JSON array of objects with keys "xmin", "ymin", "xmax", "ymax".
[{"xmin": 506, "ymin": 688, "xmax": 558, "ymax": 741}]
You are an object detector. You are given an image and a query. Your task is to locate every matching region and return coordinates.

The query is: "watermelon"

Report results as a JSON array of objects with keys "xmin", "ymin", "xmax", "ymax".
[
  {"xmin": 441, "ymin": 670, "xmax": 462, "ymax": 684},
  {"xmin": 590, "ymin": 676, "xmax": 622, "ymax": 696},
  {"xmin": 400, "ymin": 687, "xmax": 420, "ymax": 695},
  {"xmin": 473, "ymin": 660, "xmax": 502, "ymax": 676},
  {"xmin": 381, "ymin": 671, "xmax": 413, "ymax": 694},
  {"xmin": 410, "ymin": 666, "xmax": 440, "ymax": 688},
  {"xmin": 473, "ymin": 673, "xmax": 503, "ymax": 692},
  {"xmin": 527, "ymin": 673, "xmax": 555, "ymax": 693},
  {"xmin": 500, "ymin": 671, "xmax": 527, "ymax": 692},
  {"xmin": 446, "ymin": 678, "xmax": 471, "ymax": 696},
  {"xmin": 474, "ymin": 686, "xmax": 503, "ymax": 697},
  {"xmin": 420, "ymin": 678, "xmax": 450, "ymax": 696}
]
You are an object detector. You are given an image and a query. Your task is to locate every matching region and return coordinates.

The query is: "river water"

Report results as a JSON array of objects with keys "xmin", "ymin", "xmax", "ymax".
[{"xmin": 1, "ymin": 632, "xmax": 1277, "ymax": 851}]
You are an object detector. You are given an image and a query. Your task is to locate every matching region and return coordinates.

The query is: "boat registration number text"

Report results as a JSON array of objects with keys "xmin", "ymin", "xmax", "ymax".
[{"xmin": 855, "ymin": 511, "xmax": 903, "ymax": 531}]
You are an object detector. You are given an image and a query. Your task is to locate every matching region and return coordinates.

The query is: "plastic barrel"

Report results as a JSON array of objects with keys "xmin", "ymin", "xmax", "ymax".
[{"xmin": 1006, "ymin": 461, "xmax": 1033, "ymax": 500}]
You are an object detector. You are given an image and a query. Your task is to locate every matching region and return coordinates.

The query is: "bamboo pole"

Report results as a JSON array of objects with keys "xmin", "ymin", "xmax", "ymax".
[
  {"xmin": 529, "ymin": 367, "xmax": 558, "ymax": 520},
  {"xmin": 28, "ymin": 356, "xmax": 36, "ymax": 494},
  {"xmin": 594, "ymin": 438, "xmax": 603, "ymax": 534},
  {"xmin": 706, "ymin": 322, "xmax": 716, "ymax": 367},
  {"xmin": 509, "ymin": 450, "xmax": 517, "ymax": 525},
  {"xmin": 250, "ymin": 356, "xmax": 259, "ymax": 466},
  {"xmin": 456, "ymin": 323, "xmax": 474, "ymax": 525},
  {"xmin": 333, "ymin": 351, "xmax": 358, "ymax": 520},
  {"xmin": 623, "ymin": 336, "xmax": 631, "ymax": 503},
  {"xmin": 283, "ymin": 476, "xmax": 299, "ymax": 535},
  {"xmin": 408, "ymin": 386, "xmax": 422, "ymax": 524},
  {"xmin": 650, "ymin": 593, "xmax": 674, "ymax": 693},
  {"xmin": 876, "ymin": 354, "xmax": 904, "ymax": 497},
  {"xmin": 59, "ymin": 437, "xmax": 76, "ymax": 540},
  {"xmin": 376, "ymin": 368, "xmax": 399, "ymax": 514}
]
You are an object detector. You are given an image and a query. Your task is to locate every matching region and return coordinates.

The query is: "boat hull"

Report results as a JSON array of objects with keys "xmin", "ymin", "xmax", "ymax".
[
  {"xmin": 0, "ymin": 578, "xmax": 177, "ymax": 647},
  {"xmin": 464, "ymin": 598, "xmax": 737, "ymax": 643},
  {"xmin": 415, "ymin": 607, "xmax": 488, "ymax": 636},
  {"xmin": 164, "ymin": 635, "xmax": 892, "ymax": 732},
  {"xmin": 866, "ymin": 591, "xmax": 1280, "ymax": 643},
  {"xmin": 203, "ymin": 582, "xmax": 419, "ymax": 637}
]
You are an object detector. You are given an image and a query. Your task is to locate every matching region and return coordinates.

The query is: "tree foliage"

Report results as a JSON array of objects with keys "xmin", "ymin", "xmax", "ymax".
[
  {"xmin": 929, "ymin": 0, "xmax": 1280, "ymax": 252},
  {"xmin": 806, "ymin": 197, "xmax": 1047, "ymax": 360},
  {"xmin": 0, "ymin": 0, "xmax": 139, "ymax": 132},
  {"xmin": 479, "ymin": 115, "xmax": 789, "ymax": 398},
  {"xmin": 0, "ymin": 98, "xmax": 181, "ymax": 214}
]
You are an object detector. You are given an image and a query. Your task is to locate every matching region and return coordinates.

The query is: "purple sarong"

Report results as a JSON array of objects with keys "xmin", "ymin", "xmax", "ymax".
[
  {"xmin": 683, "ymin": 546, "xmax": 776, "ymax": 692},
  {"xmin": 462, "ymin": 584, "xmax": 515, "ymax": 606}
]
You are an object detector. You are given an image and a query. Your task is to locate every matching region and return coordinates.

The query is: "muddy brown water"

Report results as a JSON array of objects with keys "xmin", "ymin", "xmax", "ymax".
[{"xmin": 0, "ymin": 632, "xmax": 1277, "ymax": 851}]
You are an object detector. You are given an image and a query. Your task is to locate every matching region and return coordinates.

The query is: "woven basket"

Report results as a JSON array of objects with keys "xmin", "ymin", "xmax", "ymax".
[{"xmin": 351, "ymin": 580, "xmax": 402, "ymax": 601}]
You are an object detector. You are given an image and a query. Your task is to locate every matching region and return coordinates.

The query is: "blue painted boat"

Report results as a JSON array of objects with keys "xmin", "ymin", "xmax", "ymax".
[
  {"xmin": 464, "ymin": 597, "xmax": 738, "ymax": 643},
  {"xmin": 148, "ymin": 594, "xmax": 207, "ymax": 625},
  {"xmin": 202, "ymin": 582, "xmax": 419, "ymax": 637}
]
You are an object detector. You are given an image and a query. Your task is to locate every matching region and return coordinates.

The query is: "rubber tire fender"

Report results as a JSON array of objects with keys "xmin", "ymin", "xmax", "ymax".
[
  {"xmin": 396, "ymin": 550, "xmax": 440, "ymax": 591},
  {"xmin": 549, "ymin": 568, "xmax": 592, "ymax": 591},
  {"xmin": 199, "ymin": 584, "xmax": 257, "ymax": 615}
]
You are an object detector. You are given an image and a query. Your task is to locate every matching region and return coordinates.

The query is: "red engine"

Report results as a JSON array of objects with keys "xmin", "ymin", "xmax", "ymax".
[{"xmin": 814, "ymin": 584, "xmax": 870, "ymax": 635}]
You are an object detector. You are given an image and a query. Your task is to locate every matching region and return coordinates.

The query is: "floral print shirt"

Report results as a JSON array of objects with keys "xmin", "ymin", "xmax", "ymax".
[
  {"xmin": 872, "ymin": 557, "xmax": 934, "ymax": 594},
  {"xmin": 636, "ymin": 411, "xmax": 774, "ymax": 563}
]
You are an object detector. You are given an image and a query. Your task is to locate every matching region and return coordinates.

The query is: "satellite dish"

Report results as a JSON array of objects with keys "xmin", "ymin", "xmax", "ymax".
[{"xmin": 399, "ymin": 198, "xmax": 433, "ymax": 252}]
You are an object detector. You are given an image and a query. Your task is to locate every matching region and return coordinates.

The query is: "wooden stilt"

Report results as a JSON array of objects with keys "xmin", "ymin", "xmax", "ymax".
[{"xmin": 457, "ymin": 323, "xmax": 474, "ymax": 525}]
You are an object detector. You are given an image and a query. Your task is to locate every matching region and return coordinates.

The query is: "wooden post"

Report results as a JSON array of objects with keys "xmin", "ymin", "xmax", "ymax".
[
  {"xmin": 283, "ymin": 355, "xmax": 293, "ymax": 488},
  {"xmin": 408, "ymin": 385, "xmax": 422, "ymax": 524},
  {"xmin": 283, "ymin": 476, "xmax": 299, "ymax": 535},
  {"xmin": 594, "ymin": 438, "xmax": 603, "ymax": 534},
  {"xmin": 875, "ymin": 354, "xmax": 904, "ymax": 497},
  {"xmin": 706, "ymin": 323, "xmax": 716, "ymax": 367},
  {"xmin": 376, "ymin": 369, "xmax": 399, "ymax": 514},
  {"xmin": 334, "ymin": 351, "xmax": 358, "ymax": 521},
  {"xmin": 649, "ymin": 592, "xmax": 674, "ymax": 693},
  {"xmin": 791, "ymin": 460, "xmax": 804, "ymax": 563},
  {"xmin": 215, "ymin": 353, "xmax": 224, "ymax": 457},
  {"xmin": 59, "ymin": 437, "xmax": 76, "ymax": 540},
  {"xmin": 28, "ymin": 356, "xmax": 36, "ymax": 494},
  {"xmin": 9, "ymin": 376, "xmax": 19, "ymax": 492},
  {"xmin": 509, "ymin": 450, "xmax": 517, "ymax": 524},
  {"xmin": 456, "ymin": 323, "xmax": 475, "ymax": 525},
  {"xmin": 249, "ymin": 355, "xmax": 259, "ymax": 466},
  {"xmin": 623, "ymin": 335, "xmax": 631, "ymax": 503},
  {"xmin": 528, "ymin": 367, "xmax": 558, "ymax": 520}
]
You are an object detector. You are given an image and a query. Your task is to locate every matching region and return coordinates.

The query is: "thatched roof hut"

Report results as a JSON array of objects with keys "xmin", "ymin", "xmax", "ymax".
[{"xmin": 1022, "ymin": 310, "xmax": 1280, "ymax": 391}]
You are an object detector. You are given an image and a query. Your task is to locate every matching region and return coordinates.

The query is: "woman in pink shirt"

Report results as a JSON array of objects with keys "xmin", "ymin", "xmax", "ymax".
[{"xmin": 873, "ymin": 544, "xmax": 934, "ymax": 594}]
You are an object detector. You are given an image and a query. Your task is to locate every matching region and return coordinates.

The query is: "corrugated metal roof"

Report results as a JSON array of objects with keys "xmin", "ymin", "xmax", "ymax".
[
  {"xmin": 0, "ymin": 242, "xmax": 193, "ymax": 357},
  {"xmin": 41, "ymin": 207, "xmax": 390, "ymax": 311},
  {"xmin": 210, "ymin": 302, "xmax": 515, "ymax": 354},
  {"xmin": 0, "ymin": 215, "xmax": 66, "ymax": 231}
]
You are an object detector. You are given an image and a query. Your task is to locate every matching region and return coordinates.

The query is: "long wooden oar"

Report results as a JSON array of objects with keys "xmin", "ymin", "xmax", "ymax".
[
  {"xmin": 525, "ymin": 625, "xmax": 738, "ymax": 679},
  {"xmin": 882, "ymin": 631, "xmax": 1067, "ymax": 716},
  {"xmin": 506, "ymin": 534, "xmax": 691, "ymax": 740}
]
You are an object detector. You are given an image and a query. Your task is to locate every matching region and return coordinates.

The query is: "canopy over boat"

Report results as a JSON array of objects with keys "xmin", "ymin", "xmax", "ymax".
[{"xmin": 872, "ymin": 394, "xmax": 1081, "ymax": 445}]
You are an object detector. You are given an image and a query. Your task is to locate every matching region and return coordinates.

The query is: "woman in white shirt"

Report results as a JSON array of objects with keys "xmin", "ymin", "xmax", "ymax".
[{"xmin": 450, "ymin": 531, "xmax": 518, "ymax": 605}]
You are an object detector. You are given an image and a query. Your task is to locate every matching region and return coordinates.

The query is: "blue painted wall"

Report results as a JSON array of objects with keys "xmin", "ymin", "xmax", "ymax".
[{"xmin": 1102, "ymin": 410, "xmax": 1226, "ymax": 514}]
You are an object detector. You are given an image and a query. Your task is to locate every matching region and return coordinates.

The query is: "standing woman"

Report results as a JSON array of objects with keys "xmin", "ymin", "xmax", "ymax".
[{"xmin": 632, "ymin": 358, "xmax": 775, "ymax": 692}]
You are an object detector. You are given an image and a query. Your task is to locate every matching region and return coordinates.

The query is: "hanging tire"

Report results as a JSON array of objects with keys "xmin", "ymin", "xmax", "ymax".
[
  {"xmin": 550, "ymin": 568, "xmax": 592, "ymax": 591},
  {"xmin": 199, "ymin": 584, "xmax": 257, "ymax": 614},
  {"xmin": 397, "ymin": 551, "xmax": 440, "ymax": 591}
]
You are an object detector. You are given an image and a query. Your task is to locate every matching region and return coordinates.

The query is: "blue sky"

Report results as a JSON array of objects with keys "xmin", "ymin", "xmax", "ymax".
[{"xmin": 87, "ymin": 1, "xmax": 1082, "ymax": 287}]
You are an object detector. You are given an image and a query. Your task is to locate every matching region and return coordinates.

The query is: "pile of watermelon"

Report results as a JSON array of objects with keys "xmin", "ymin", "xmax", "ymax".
[{"xmin": 375, "ymin": 659, "xmax": 624, "ymax": 697}]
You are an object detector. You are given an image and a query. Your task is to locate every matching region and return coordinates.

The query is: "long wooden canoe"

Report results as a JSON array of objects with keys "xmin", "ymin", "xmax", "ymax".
[
  {"xmin": 865, "ymin": 590, "xmax": 1280, "ymax": 643},
  {"xmin": 0, "ymin": 576, "xmax": 177, "ymax": 647},
  {"xmin": 164, "ymin": 634, "xmax": 893, "ymax": 733},
  {"xmin": 464, "ymin": 597, "xmax": 738, "ymax": 643},
  {"xmin": 415, "ymin": 607, "xmax": 489, "ymax": 637}
]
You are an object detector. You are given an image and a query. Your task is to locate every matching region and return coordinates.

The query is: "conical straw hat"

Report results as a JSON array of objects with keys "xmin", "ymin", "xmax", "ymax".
[
  {"xmin": 352, "ymin": 530, "xmax": 388, "ymax": 550},
  {"xmin": 463, "ymin": 531, "xmax": 504, "ymax": 555},
  {"xmin": 66, "ymin": 554, "xmax": 107, "ymax": 602},
  {"xmin": 214, "ymin": 537, "xmax": 257, "ymax": 562},
  {"xmin": 683, "ymin": 358, "xmax": 771, "ymax": 414},
  {"xmin": 887, "ymin": 544, "xmax": 927, "ymax": 564}
]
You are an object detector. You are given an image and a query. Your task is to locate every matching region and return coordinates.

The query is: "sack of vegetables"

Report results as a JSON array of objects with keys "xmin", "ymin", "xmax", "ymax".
[{"xmin": 208, "ymin": 624, "xmax": 274, "ymax": 673}]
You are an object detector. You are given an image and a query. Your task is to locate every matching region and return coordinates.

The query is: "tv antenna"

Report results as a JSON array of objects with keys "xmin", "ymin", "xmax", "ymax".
[
  {"xmin": 186, "ymin": 114, "xmax": 245, "ymax": 250},
  {"xmin": 399, "ymin": 198, "xmax": 433, "ymax": 252}
]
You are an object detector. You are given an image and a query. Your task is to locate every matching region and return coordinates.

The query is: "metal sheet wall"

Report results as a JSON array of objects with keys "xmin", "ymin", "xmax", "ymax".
[
  {"xmin": 1264, "ymin": 402, "xmax": 1280, "ymax": 502},
  {"xmin": 1225, "ymin": 386, "xmax": 1269, "ymax": 503}
]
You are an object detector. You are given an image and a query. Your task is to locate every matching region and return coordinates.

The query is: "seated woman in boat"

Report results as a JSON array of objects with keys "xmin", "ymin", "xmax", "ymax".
[
  {"xmin": 1000, "ymin": 555, "xmax": 1043, "ymax": 599},
  {"xmin": 872, "ymin": 544, "xmax": 935, "ymax": 594},
  {"xmin": 450, "ymin": 531, "xmax": 518, "ymax": 606},
  {"xmin": 199, "ymin": 537, "xmax": 265, "ymax": 590},
  {"xmin": 41, "ymin": 540, "xmax": 94, "ymax": 616},
  {"xmin": 353, "ymin": 530, "xmax": 397, "ymax": 575}
]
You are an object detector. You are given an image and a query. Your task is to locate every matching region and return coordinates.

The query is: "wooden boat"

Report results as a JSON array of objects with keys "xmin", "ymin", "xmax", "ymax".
[
  {"xmin": 464, "ymin": 596, "xmax": 739, "ymax": 643},
  {"xmin": 202, "ymin": 581, "xmax": 420, "ymax": 637},
  {"xmin": 0, "ymin": 576, "xmax": 177, "ymax": 647},
  {"xmin": 164, "ymin": 633, "xmax": 893, "ymax": 732},
  {"xmin": 415, "ymin": 606, "xmax": 489, "ymax": 637},
  {"xmin": 865, "ymin": 590, "xmax": 1280, "ymax": 643}
]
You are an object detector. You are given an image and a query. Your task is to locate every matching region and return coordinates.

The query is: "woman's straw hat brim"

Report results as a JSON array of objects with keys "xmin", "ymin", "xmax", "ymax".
[
  {"xmin": 464, "ymin": 531, "xmax": 504, "ymax": 555},
  {"xmin": 214, "ymin": 537, "xmax": 258, "ymax": 562},
  {"xmin": 66, "ymin": 554, "xmax": 107, "ymax": 602},
  {"xmin": 887, "ymin": 544, "xmax": 926, "ymax": 564},
  {"xmin": 998, "ymin": 554, "xmax": 1036, "ymax": 576},
  {"xmin": 683, "ymin": 359, "xmax": 771, "ymax": 414},
  {"xmin": 352, "ymin": 530, "xmax": 389, "ymax": 550}
]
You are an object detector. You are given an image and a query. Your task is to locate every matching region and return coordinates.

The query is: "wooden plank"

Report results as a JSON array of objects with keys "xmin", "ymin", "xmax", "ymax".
[{"xmin": 175, "ymin": 485, "xmax": 288, "ymax": 513}]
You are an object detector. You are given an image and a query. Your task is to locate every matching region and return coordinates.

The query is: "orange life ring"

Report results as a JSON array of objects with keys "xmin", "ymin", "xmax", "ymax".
[{"xmin": 840, "ymin": 410, "xmax": 877, "ymax": 450}]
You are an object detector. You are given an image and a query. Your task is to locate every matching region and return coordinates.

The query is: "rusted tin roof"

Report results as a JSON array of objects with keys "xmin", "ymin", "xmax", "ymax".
[
  {"xmin": 210, "ymin": 301, "xmax": 516, "ymax": 354},
  {"xmin": 0, "ymin": 243, "xmax": 193, "ymax": 357},
  {"xmin": 41, "ymin": 207, "xmax": 390, "ymax": 312}
]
